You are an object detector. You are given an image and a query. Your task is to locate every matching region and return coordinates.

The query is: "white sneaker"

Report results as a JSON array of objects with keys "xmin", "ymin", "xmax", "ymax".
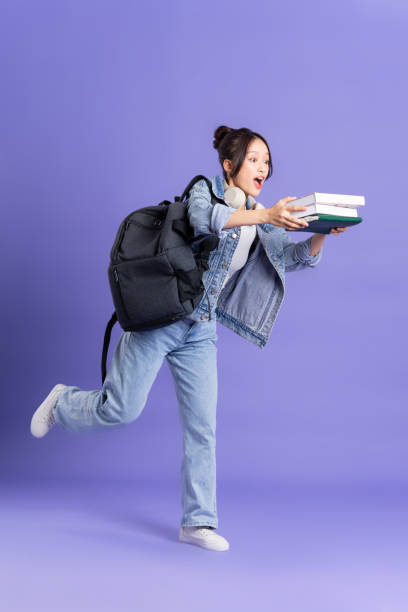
[
  {"xmin": 179, "ymin": 526, "xmax": 230, "ymax": 552},
  {"xmin": 30, "ymin": 384, "xmax": 66, "ymax": 438}
]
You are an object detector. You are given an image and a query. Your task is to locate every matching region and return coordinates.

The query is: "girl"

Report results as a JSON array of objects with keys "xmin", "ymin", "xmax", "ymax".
[{"xmin": 30, "ymin": 125, "xmax": 347, "ymax": 552}]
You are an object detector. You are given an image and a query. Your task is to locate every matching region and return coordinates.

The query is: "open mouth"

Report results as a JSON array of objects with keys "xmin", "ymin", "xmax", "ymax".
[{"xmin": 253, "ymin": 177, "xmax": 263, "ymax": 189}]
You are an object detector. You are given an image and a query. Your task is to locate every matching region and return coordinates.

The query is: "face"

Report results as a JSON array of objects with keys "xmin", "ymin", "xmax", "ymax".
[{"xmin": 223, "ymin": 138, "xmax": 270, "ymax": 199}]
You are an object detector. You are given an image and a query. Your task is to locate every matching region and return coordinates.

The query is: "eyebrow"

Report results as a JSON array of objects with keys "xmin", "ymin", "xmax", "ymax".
[{"xmin": 248, "ymin": 150, "xmax": 270, "ymax": 158}]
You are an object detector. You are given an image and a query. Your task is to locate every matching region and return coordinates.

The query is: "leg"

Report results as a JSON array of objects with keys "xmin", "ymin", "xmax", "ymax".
[
  {"xmin": 53, "ymin": 328, "xmax": 170, "ymax": 433},
  {"xmin": 166, "ymin": 320, "xmax": 218, "ymax": 529}
]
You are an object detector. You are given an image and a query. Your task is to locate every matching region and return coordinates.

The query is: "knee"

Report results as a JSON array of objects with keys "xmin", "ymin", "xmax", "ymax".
[
  {"xmin": 121, "ymin": 402, "xmax": 145, "ymax": 425},
  {"xmin": 98, "ymin": 391, "xmax": 146, "ymax": 425},
  {"xmin": 185, "ymin": 422, "xmax": 216, "ymax": 446}
]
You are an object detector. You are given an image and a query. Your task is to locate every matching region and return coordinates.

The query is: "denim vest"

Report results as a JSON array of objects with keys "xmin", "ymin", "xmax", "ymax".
[{"xmin": 185, "ymin": 174, "xmax": 323, "ymax": 348}]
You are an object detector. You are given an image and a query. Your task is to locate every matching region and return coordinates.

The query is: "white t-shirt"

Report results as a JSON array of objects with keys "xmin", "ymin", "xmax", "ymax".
[{"xmin": 220, "ymin": 179, "xmax": 257, "ymax": 290}]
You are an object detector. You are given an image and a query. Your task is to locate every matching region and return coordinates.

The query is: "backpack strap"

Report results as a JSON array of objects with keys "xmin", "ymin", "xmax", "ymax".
[
  {"xmin": 172, "ymin": 218, "xmax": 219, "ymax": 269},
  {"xmin": 194, "ymin": 233, "xmax": 220, "ymax": 270},
  {"xmin": 101, "ymin": 311, "xmax": 118, "ymax": 384},
  {"xmin": 178, "ymin": 175, "xmax": 226, "ymax": 205},
  {"xmin": 172, "ymin": 219, "xmax": 194, "ymax": 240}
]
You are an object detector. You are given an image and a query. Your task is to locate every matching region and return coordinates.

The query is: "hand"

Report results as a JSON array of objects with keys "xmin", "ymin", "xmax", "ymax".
[
  {"xmin": 329, "ymin": 226, "xmax": 349, "ymax": 235},
  {"xmin": 265, "ymin": 196, "xmax": 310, "ymax": 230}
]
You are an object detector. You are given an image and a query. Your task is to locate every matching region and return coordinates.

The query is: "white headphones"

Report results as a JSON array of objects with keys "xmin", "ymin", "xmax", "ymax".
[{"xmin": 223, "ymin": 185, "xmax": 247, "ymax": 209}]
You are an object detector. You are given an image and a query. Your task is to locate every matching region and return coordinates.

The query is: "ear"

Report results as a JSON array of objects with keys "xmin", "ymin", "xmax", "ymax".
[{"xmin": 222, "ymin": 159, "xmax": 233, "ymax": 175}]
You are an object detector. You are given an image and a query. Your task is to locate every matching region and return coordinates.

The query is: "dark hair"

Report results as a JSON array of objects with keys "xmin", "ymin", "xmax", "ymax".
[{"xmin": 213, "ymin": 125, "xmax": 273, "ymax": 183}]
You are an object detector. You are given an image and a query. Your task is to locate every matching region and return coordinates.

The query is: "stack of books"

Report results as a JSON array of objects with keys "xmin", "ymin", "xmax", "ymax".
[{"xmin": 288, "ymin": 192, "xmax": 364, "ymax": 234}]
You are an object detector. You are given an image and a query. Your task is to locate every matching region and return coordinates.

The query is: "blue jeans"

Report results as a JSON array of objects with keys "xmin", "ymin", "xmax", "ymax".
[{"xmin": 53, "ymin": 317, "xmax": 219, "ymax": 528}]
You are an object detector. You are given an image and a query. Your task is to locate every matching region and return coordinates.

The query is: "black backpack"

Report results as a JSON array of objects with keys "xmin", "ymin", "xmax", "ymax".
[{"xmin": 101, "ymin": 175, "xmax": 226, "ymax": 383}]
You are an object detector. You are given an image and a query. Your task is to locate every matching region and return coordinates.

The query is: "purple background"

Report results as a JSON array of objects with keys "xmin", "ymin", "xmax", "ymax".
[{"xmin": 1, "ymin": 0, "xmax": 407, "ymax": 610}]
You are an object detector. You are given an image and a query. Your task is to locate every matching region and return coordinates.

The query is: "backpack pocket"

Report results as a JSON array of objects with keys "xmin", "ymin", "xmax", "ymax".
[{"xmin": 108, "ymin": 252, "xmax": 185, "ymax": 329}]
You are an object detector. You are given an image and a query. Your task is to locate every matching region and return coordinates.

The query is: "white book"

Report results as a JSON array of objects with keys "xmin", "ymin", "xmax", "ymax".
[
  {"xmin": 290, "ymin": 192, "xmax": 365, "ymax": 209},
  {"xmin": 290, "ymin": 203, "xmax": 358, "ymax": 219}
]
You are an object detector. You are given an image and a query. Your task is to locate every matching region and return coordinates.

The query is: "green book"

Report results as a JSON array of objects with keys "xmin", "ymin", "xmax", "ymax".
[{"xmin": 291, "ymin": 214, "xmax": 363, "ymax": 234}]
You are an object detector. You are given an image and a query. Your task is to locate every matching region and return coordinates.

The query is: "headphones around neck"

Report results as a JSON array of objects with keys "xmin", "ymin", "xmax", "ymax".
[{"xmin": 223, "ymin": 184, "xmax": 247, "ymax": 209}]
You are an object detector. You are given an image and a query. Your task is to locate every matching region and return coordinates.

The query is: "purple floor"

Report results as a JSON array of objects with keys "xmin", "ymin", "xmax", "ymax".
[{"xmin": 2, "ymin": 478, "xmax": 408, "ymax": 611}]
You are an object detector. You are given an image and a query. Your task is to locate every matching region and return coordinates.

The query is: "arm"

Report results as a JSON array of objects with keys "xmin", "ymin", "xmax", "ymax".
[
  {"xmin": 281, "ymin": 231, "xmax": 323, "ymax": 271},
  {"xmin": 188, "ymin": 183, "xmax": 310, "ymax": 235},
  {"xmin": 223, "ymin": 197, "xmax": 324, "ymax": 269},
  {"xmin": 186, "ymin": 179, "xmax": 236, "ymax": 237},
  {"xmin": 186, "ymin": 180, "xmax": 323, "ymax": 269},
  {"xmin": 308, "ymin": 226, "xmax": 348, "ymax": 256},
  {"xmin": 222, "ymin": 207, "xmax": 270, "ymax": 228},
  {"xmin": 223, "ymin": 207, "xmax": 324, "ymax": 270},
  {"xmin": 310, "ymin": 233, "xmax": 326, "ymax": 256},
  {"xmin": 283, "ymin": 229, "xmax": 345, "ymax": 270}
]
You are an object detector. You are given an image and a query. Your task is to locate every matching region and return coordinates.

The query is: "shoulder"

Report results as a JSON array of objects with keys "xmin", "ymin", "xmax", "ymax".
[
  {"xmin": 188, "ymin": 175, "xmax": 224, "ymax": 206},
  {"xmin": 190, "ymin": 178, "xmax": 210, "ymax": 197}
]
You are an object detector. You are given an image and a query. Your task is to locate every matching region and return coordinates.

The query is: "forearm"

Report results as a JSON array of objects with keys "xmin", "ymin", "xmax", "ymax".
[
  {"xmin": 222, "ymin": 211, "xmax": 324, "ymax": 259},
  {"xmin": 222, "ymin": 208, "xmax": 269, "ymax": 229},
  {"xmin": 310, "ymin": 233, "xmax": 326, "ymax": 256}
]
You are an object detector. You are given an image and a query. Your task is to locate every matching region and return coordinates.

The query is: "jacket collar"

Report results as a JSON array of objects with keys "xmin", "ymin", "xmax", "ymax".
[{"xmin": 211, "ymin": 174, "xmax": 264, "ymax": 210}]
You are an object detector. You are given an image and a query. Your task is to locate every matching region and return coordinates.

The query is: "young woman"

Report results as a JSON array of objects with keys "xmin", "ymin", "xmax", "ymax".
[{"xmin": 30, "ymin": 125, "xmax": 347, "ymax": 552}]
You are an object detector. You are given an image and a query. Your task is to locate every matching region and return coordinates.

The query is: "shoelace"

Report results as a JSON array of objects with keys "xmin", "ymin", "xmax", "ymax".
[
  {"xmin": 40, "ymin": 411, "xmax": 56, "ymax": 426},
  {"xmin": 40, "ymin": 394, "xmax": 58, "ymax": 425},
  {"xmin": 194, "ymin": 527, "xmax": 214, "ymax": 537},
  {"xmin": 43, "ymin": 386, "xmax": 65, "ymax": 425}
]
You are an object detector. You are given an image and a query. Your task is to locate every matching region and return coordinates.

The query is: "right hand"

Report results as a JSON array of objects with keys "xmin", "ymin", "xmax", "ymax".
[{"xmin": 265, "ymin": 197, "xmax": 309, "ymax": 230}]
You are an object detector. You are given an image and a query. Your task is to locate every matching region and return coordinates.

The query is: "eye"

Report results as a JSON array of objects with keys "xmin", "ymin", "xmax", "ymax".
[{"xmin": 249, "ymin": 157, "xmax": 270, "ymax": 165}]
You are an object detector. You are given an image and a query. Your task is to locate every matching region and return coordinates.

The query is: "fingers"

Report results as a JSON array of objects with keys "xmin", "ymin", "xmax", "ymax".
[
  {"xmin": 279, "ymin": 197, "xmax": 299, "ymax": 208},
  {"xmin": 330, "ymin": 226, "xmax": 349, "ymax": 234},
  {"xmin": 284, "ymin": 219, "xmax": 309, "ymax": 230},
  {"xmin": 286, "ymin": 205, "xmax": 308, "ymax": 211}
]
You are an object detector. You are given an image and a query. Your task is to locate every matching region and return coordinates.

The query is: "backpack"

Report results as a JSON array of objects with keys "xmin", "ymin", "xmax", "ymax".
[{"xmin": 101, "ymin": 175, "xmax": 226, "ymax": 383}]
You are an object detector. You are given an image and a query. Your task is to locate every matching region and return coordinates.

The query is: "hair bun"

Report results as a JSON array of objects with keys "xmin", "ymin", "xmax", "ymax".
[{"xmin": 213, "ymin": 125, "xmax": 233, "ymax": 150}]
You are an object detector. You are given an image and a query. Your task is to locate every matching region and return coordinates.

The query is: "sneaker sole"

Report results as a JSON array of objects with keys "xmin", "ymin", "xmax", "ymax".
[{"xmin": 179, "ymin": 532, "xmax": 229, "ymax": 552}]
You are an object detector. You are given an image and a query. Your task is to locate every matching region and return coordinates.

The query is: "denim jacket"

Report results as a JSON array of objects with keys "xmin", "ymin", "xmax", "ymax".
[{"xmin": 185, "ymin": 174, "xmax": 323, "ymax": 348}]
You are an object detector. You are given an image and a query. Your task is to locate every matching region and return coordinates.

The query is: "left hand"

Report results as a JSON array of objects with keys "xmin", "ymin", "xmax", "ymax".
[{"xmin": 330, "ymin": 226, "xmax": 349, "ymax": 235}]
